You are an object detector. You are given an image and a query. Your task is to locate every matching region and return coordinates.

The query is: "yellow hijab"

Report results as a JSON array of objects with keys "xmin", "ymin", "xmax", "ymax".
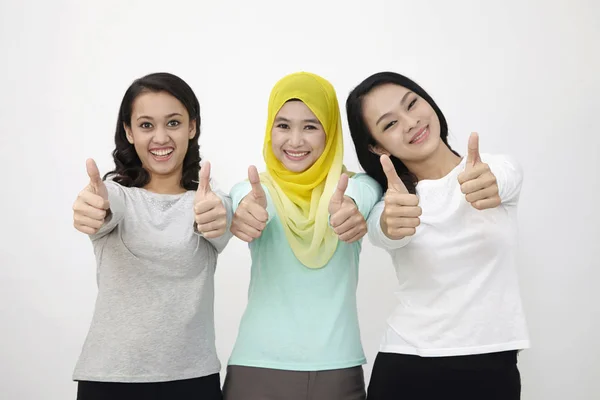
[{"xmin": 260, "ymin": 72, "xmax": 348, "ymax": 269}]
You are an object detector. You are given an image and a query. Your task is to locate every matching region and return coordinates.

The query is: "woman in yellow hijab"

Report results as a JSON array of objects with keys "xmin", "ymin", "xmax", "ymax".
[{"xmin": 225, "ymin": 72, "xmax": 382, "ymax": 400}]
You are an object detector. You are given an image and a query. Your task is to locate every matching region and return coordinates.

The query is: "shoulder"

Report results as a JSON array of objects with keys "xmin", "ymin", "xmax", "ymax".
[{"xmin": 481, "ymin": 153, "xmax": 523, "ymax": 176}]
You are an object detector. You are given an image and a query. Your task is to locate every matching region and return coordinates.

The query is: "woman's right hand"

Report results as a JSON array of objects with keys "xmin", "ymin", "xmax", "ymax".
[
  {"xmin": 380, "ymin": 155, "xmax": 422, "ymax": 240},
  {"xmin": 72, "ymin": 159, "xmax": 110, "ymax": 235},
  {"xmin": 230, "ymin": 166, "xmax": 268, "ymax": 242}
]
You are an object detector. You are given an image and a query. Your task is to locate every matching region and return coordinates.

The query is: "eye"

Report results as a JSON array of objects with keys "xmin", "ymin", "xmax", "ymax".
[
  {"xmin": 383, "ymin": 120, "xmax": 397, "ymax": 131},
  {"xmin": 139, "ymin": 122, "xmax": 153, "ymax": 129},
  {"xmin": 167, "ymin": 120, "xmax": 180, "ymax": 127},
  {"xmin": 304, "ymin": 124, "xmax": 318, "ymax": 130},
  {"xmin": 407, "ymin": 98, "xmax": 417, "ymax": 110},
  {"xmin": 276, "ymin": 123, "xmax": 290, "ymax": 129}
]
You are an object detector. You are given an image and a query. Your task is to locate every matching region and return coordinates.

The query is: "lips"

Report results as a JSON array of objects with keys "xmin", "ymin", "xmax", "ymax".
[
  {"xmin": 283, "ymin": 150, "xmax": 310, "ymax": 160},
  {"xmin": 409, "ymin": 126, "xmax": 429, "ymax": 144},
  {"xmin": 149, "ymin": 147, "xmax": 174, "ymax": 161}
]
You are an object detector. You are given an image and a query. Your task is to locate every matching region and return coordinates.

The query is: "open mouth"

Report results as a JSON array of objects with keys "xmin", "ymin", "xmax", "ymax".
[
  {"xmin": 284, "ymin": 150, "xmax": 310, "ymax": 161},
  {"xmin": 149, "ymin": 147, "xmax": 174, "ymax": 160},
  {"xmin": 409, "ymin": 126, "xmax": 429, "ymax": 144}
]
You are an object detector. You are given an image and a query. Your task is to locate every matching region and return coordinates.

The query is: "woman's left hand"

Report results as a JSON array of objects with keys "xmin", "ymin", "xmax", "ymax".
[
  {"xmin": 458, "ymin": 133, "xmax": 501, "ymax": 210},
  {"xmin": 328, "ymin": 174, "xmax": 367, "ymax": 243}
]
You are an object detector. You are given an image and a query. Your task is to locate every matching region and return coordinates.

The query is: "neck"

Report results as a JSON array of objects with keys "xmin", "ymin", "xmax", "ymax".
[
  {"xmin": 144, "ymin": 170, "xmax": 186, "ymax": 194},
  {"xmin": 404, "ymin": 143, "xmax": 462, "ymax": 181}
]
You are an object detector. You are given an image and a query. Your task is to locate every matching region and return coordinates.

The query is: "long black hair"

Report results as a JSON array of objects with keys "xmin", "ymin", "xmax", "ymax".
[
  {"xmin": 104, "ymin": 72, "xmax": 201, "ymax": 190},
  {"xmin": 346, "ymin": 71, "xmax": 459, "ymax": 194}
]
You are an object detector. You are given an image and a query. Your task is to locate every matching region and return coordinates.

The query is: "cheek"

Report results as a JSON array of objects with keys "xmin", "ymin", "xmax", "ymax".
[{"xmin": 310, "ymin": 132, "xmax": 326, "ymax": 154}]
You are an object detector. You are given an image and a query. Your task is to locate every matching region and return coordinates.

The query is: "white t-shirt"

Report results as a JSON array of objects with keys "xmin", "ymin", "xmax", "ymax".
[{"xmin": 368, "ymin": 154, "xmax": 530, "ymax": 357}]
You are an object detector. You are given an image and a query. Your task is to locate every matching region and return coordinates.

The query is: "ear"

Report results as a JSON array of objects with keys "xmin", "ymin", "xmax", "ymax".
[
  {"xmin": 369, "ymin": 144, "xmax": 390, "ymax": 156},
  {"xmin": 124, "ymin": 123, "xmax": 134, "ymax": 144},
  {"xmin": 189, "ymin": 119, "xmax": 197, "ymax": 140}
]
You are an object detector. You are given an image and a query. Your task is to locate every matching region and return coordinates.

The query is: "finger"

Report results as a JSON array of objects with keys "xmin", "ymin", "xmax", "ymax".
[
  {"xmin": 73, "ymin": 202, "xmax": 108, "ymax": 220},
  {"xmin": 380, "ymin": 155, "xmax": 408, "ymax": 194},
  {"xmin": 235, "ymin": 208, "xmax": 267, "ymax": 231},
  {"xmin": 385, "ymin": 192, "xmax": 419, "ymax": 207},
  {"xmin": 386, "ymin": 216, "xmax": 421, "ymax": 229},
  {"xmin": 203, "ymin": 229, "xmax": 226, "ymax": 239},
  {"xmin": 246, "ymin": 202, "xmax": 269, "ymax": 223},
  {"xmin": 333, "ymin": 214, "xmax": 365, "ymax": 237},
  {"xmin": 86, "ymin": 158, "xmax": 102, "ymax": 188},
  {"xmin": 465, "ymin": 185, "xmax": 498, "ymax": 203},
  {"xmin": 195, "ymin": 205, "xmax": 226, "ymax": 225},
  {"xmin": 330, "ymin": 174, "xmax": 349, "ymax": 210},
  {"xmin": 385, "ymin": 205, "xmax": 422, "ymax": 218},
  {"xmin": 232, "ymin": 220, "xmax": 263, "ymax": 240},
  {"xmin": 194, "ymin": 196, "xmax": 222, "ymax": 215},
  {"xmin": 344, "ymin": 229, "xmax": 367, "ymax": 244},
  {"xmin": 458, "ymin": 163, "xmax": 489, "ymax": 184},
  {"xmin": 198, "ymin": 161, "xmax": 211, "ymax": 194},
  {"xmin": 338, "ymin": 223, "xmax": 366, "ymax": 243},
  {"xmin": 460, "ymin": 170, "xmax": 496, "ymax": 193},
  {"xmin": 248, "ymin": 165, "xmax": 266, "ymax": 203},
  {"xmin": 74, "ymin": 223, "xmax": 99, "ymax": 235},
  {"xmin": 329, "ymin": 202, "xmax": 355, "ymax": 228},
  {"xmin": 471, "ymin": 195, "xmax": 501, "ymax": 210},
  {"xmin": 389, "ymin": 227, "xmax": 417, "ymax": 238},
  {"xmin": 197, "ymin": 219, "xmax": 227, "ymax": 235},
  {"xmin": 77, "ymin": 191, "xmax": 110, "ymax": 211},
  {"xmin": 231, "ymin": 227, "xmax": 254, "ymax": 243},
  {"xmin": 73, "ymin": 214, "xmax": 105, "ymax": 230},
  {"xmin": 466, "ymin": 132, "xmax": 481, "ymax": 166}
]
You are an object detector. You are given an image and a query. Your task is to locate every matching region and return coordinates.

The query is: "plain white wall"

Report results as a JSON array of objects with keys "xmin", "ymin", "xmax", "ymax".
[{"xmin": 1, "ymin": 0, "xmax": 598, "ymax": 398}]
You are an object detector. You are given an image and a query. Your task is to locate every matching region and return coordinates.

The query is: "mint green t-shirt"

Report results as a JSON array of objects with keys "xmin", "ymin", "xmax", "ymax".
[{"xmin": 228, "ymin": 173, "xmax": 382, "ymax": 371}]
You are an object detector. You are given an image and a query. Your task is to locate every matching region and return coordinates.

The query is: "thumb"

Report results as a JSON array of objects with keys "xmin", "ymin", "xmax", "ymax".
[
  {"xmin": 248, "ymin": 165, "xmax": 266, "ymax": 203},
  {"xmin": 330, "ymin": 173, "xmax": 349, "ymax": 210},
  {"xmin": 86, "ymin": 158, "xmax": 102, "ymax": 190},
  {"xmin": 466, "ymin": 132, "xmax": 481, "ymax": 166},
  {"xmin": 198, "ymin": 161, "xmax": 211, "ymax": 195},
  {"xmin": 380, "ymin": 155, "xmax": 408, "ymax": 194}
]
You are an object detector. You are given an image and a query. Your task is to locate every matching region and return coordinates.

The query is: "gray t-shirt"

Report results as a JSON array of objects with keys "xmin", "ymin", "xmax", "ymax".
[{"xmin": 73, "ymin": 179, "xmax": 233, "ymax": 383}]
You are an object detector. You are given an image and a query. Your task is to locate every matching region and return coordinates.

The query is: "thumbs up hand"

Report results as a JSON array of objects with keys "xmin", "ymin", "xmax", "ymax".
[
  {"xmin": 328, "ymin": 174, "xmax": 367, "ymax": 243},
  {"xmin": 231, "ymin": 166, "xmax": 269, "ymax": 242},
  {"xmin": 72, "ymin": 159, "xmax": 111, "ymax": 235},
  {"xmin": 380, "ymin": 155, "xmax": 421, "ymax": 240},
  {"xmin": 457, "ymin": 133, "xmax": 501, "ymax": 210},
  {"xmin": 194, "ymin": 161, "xmax": 228, "ymax": 238}
]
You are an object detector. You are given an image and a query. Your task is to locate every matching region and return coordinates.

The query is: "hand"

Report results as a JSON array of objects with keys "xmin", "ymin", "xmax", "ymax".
[
  {"xmin": 230, "ymin": 166, "xmax": 268, "ymax": 242},
  {"xmin": 72, "ymin": 159, "xmax": 110, "ymax": 235},
  {"xmin": 457, "ymin": 132, "xmax": 501, "ymax": 210},
  {"xmin": 379, "ymin": 155, "xmax": 421, "ymax": 239},
  {"xmin": 194, "ymin": 161, "xmax": 228, "ymax": 239},
  {"xmin": 328, "ymin": 174, "xmax": 367, "ymax": 243}
]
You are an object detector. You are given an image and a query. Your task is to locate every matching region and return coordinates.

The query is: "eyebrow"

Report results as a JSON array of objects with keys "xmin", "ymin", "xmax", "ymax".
[
  {"xmin": 375, "ymin": 91, "xmax": 413, "ymax": 126},
  {"xmin": 274, "ymin": 116, "xmax": 322, "ymax": 125},
  {"xmin": 136, "ymin": 112, "xmax": 183, "ymax": 121}
]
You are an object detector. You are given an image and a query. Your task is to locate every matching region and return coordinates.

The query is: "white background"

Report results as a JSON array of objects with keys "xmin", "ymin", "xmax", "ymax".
[{"xmin": 1, "ymin": 0, "xmax": 598, "ymax": 399}]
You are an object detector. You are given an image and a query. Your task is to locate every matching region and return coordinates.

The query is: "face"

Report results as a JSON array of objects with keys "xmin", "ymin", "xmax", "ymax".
[
  {"xmin": 124, "ymin": 91, "xmax": 196, "ymax": 179},
  {"xmin": 362, "ymin": 83, "xmax": 441, "ymax": 162},
  {"xmin": 270, "ymin": 100, "xmax": 326, "ymax": 173}
]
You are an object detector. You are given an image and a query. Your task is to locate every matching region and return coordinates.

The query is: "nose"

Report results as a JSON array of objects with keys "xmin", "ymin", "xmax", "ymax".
[
  {"xmin": 404, "ymin": 114, "xmax": 420, "ymax": 133},
  {"xmin": 153, "ymin": 126, "xmax": 170, "ymax": 145},
  {"xmin": 289, "ymin": 128, "xmax": 305, "ymax": 147}
]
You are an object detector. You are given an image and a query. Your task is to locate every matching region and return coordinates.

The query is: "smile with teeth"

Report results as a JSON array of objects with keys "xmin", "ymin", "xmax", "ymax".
[
  {"xmin": 150, "ymin": 148, "xmax": 174, "ymax": 157},
  {"xmin": 284, "ymin": 150, "xmax": 310, "ymax": 159},
  {"xmin": 409, "ymin": 127, "xmax": 429, "ymax": 144}
]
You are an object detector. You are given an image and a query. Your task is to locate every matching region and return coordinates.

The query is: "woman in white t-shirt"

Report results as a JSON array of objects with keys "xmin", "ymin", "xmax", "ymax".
[{"xmin": 345, "ymin": 71, "xmax": 529, "ymax": 400}]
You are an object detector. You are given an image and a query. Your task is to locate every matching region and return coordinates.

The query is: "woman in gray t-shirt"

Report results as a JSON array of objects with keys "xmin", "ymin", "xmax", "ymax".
[{"xmin": 71, "ymin": 72, "xmax": 232, "ymax": 400}]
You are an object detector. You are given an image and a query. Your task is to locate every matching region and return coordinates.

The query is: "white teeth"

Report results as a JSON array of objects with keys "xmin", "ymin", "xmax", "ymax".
[
  {"xmin": 285, "ymin": 151, "xmax": 309, "ymax": 157},
  {"xmin": 150, "ymin": 149, "xmax": 173, "ymax": 156},
  {"xmin": 411, "ymin": 128, "xmax": 427, "ymax": 143}
]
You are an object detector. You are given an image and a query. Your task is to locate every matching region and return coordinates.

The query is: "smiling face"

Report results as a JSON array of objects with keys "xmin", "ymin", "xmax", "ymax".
[
  {"xmin": 270, "ymin": 100, "xmax": 327, "ymax": 173},
  {"xmin": 361, "ymin": 83, "xmax": 442, "ymax": 162},
  {"xmin": 124, "ymin": 91, "xmax": 196, "ymax": 180}
]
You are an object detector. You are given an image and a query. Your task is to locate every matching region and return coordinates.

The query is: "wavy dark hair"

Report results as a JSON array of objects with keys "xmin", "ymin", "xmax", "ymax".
[
  {"xmin": 346, "ymin": 72, "xmax": 459, "ymax": 194},
  {"xmin": 103, "ymin": 72, "xmax": 201, "ymax": 190}
]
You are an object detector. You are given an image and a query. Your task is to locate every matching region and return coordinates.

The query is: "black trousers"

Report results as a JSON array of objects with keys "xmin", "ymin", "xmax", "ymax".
[
  {"xmin": 367, "ymin": 351, "xmax": 521, "ymax": 400},
  {"xmin": 76, "ymin": 373, "xmax": 222, "ymax": 400}
]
